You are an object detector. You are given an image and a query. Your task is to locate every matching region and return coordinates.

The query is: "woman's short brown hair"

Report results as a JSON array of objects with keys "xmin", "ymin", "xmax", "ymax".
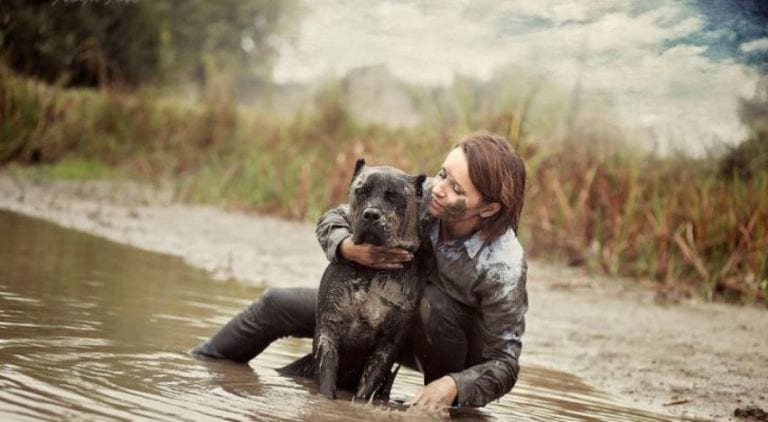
[{"xmin": 457, "ymin": 131, "xmax": 526, "ymax": 241}]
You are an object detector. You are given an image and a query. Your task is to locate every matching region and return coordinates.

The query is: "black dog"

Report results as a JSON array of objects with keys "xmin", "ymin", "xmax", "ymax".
[{"xmin": 280, "ymin": 159, "xmax": 426, "ymax": 401}]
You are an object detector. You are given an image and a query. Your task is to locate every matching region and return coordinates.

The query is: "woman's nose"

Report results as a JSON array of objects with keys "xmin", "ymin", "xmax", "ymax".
[{"xmin": 432, "ymin": 178, "xmax": 446, "ymax": 197}]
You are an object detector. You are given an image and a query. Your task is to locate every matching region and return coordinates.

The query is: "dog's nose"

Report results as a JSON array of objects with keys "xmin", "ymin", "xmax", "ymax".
[{"xmin": 363, "ymin": 208, "xmax": 382, "ymax": 221}]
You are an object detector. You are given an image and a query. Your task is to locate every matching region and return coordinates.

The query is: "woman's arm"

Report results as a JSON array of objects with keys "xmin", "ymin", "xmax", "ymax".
[
  {"xmin": 316, "ymin": 204, "xmax": 353, "ymax": 262},
  {"xmin": 450, "ymin": 260, "xmax": 528, "ymax": 407}
]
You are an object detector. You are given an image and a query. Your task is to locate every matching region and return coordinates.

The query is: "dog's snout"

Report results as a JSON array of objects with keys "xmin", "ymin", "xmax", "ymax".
[{"xmin": 363, "ymin": 208, "xmax": 382, "ymax": 221}]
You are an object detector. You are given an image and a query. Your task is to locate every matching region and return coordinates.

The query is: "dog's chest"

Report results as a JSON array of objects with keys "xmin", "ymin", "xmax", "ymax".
[{"xmin": 335, "ymin": 275, "xmax": 413, "ymax": 333}]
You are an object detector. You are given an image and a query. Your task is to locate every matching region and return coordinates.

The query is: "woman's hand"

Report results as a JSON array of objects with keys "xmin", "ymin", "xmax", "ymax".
[
  {"xmin": 406, "ymin": 375, "xmax": 458, "ymax": 411},
  {"xmin": 339, "ymin": 238, "xmax": 412, "ymax": 269}
]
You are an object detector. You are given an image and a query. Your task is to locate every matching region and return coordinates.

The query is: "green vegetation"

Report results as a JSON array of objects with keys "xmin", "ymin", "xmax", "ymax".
[
  {"xmin": 2, "ymin": 66, "xmax": 766, "ymax": 304},
  {"xmin": 15, "ymin": 158, "xmax": 115, "ymax": 180}
]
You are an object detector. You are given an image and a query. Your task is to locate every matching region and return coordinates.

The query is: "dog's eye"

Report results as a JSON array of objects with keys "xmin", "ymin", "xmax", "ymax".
[
  {"xmin": 356, "ymin": 185, "xmax": 371, "ymax": 196},
  {"xmin": 385, "ymin": 190, "xmax": 404, "ymax": 203}
]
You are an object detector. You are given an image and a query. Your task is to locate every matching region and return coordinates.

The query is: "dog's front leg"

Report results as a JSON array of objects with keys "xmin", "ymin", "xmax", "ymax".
[
  {"xmin": 354, "ymin": 341, "xmax": 398, "ymax": 401},
  {"xmin": 315, "ymin": 332, "xmax": 340, "ymax": 399}
]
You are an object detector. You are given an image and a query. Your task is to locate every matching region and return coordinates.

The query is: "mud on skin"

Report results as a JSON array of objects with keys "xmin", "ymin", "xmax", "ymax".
[{"xmin": 442, "ymin": 198, "xmax": 467, "ymax": 219}]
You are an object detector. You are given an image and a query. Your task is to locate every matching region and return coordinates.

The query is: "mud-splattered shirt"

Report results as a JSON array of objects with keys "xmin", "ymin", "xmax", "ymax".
[{"xmin": 316, "ymin": 184, "xmax": 528, "ymax": 407}]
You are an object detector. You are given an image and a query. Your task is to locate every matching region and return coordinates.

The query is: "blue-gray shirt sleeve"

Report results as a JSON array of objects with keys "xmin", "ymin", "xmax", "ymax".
[
  {"xmin": 448, "ymin": 258, "xmax": 528, "ymax": 407},
  {"xmin": 315, "ymin": 204, "xmax": 352, "ymax": 263}
]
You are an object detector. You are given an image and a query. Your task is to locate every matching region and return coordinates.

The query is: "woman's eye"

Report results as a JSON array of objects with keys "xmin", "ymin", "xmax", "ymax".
[{"xmin": 452, "ymin": 184, "xmax": 462, "ymax": 194}]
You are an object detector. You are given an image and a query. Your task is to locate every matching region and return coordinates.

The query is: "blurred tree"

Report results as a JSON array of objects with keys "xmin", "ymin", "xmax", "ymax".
[
  {"xmin": 160, "ymin": 0, "xmax": 299, "ymax": 89},
  {"xmin": 0, "ymin": 0, "xmax": 299, "ymax": 88},
  {"xmin": 0, "ymin": 0, "xmax": 162, "ymax": 86},
  {"xmin": 720, "ymin": 77, "xmax": 768, "ymax": 179},
  {"xmin": 690, "ymin": 0, "xmax": 768, "ymax": 178}
]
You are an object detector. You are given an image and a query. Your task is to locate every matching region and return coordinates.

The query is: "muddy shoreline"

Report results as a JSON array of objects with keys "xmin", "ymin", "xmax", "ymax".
[{"xmin": 1, "ymin": 174, "xmax": 766, "ymax": 421}]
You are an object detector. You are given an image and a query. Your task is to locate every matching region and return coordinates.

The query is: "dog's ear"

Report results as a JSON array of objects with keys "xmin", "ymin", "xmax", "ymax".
[
  {"xmin": 413, "ymin": 174, "xmax": 427, "ymax": 198},
  {"xmin": 348, "ymin": 158, "xmax": 366, "ymax": 192},
  {"xmin": 352, "ymin": 158, "xmax": 366, "ymax": 181}
]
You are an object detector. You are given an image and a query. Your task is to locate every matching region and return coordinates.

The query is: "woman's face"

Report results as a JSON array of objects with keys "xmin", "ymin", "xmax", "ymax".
[{"xmin": 428, "ymin": 147, "xmax": 490, "ymax": 224}]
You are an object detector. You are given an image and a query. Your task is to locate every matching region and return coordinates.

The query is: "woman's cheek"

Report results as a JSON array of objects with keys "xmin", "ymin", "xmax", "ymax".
[{"xmin": 443, "ymin": 198, "xmax": 468, "ymax": 219}]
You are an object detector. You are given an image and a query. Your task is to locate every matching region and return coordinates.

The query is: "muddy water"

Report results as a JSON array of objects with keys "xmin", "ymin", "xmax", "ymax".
[{"xmin": 0, "ymin": 210, "xmax": 675, "ymax": 421}]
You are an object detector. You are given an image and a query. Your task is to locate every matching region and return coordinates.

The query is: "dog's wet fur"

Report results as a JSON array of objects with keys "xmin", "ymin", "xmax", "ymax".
[{"xmin": 279, "ymin": 159, "xmax": 426, "ymax": 400}]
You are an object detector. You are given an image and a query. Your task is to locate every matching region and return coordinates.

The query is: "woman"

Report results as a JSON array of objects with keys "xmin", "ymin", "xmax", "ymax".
[{"xmin": 192, "ymin": 131, "xmax": 528, "ymax": 410}]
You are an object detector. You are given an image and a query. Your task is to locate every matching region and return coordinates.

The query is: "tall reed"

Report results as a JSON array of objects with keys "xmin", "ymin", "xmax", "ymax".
[{"xmin": 2, "ymin": 68, "xmax": 766, "ymax": 303}]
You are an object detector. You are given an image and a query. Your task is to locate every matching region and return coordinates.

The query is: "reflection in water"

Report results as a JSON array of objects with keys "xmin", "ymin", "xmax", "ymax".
[{"xmin": 0, "ymin": 210, "xmax": 674, "ymax": 421}]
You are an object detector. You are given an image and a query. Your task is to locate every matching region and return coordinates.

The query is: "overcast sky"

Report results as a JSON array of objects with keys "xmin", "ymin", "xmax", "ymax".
[{"xmin": 272, "ymin": 0, "xmax": 768, "ymax": 153}]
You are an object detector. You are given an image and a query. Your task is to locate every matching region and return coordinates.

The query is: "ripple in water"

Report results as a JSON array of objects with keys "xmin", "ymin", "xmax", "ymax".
[{"xmin": 0, "ymin": 210, "xmax": 677, "ymax": 421}]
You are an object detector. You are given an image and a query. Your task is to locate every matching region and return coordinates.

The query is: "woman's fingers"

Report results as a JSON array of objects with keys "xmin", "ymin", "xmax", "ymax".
[
  {"xmin": 370, "ymin": 246, "xmax": 412, "ymax": 262},
  {"xmin": 407, "ymin": 376, "xmax": 457, "ymax": 408},
  {"xmin": 405, "ymin": 388, "xmax": 424, "ymax": 406},
  {"xmin": 367, "ymin": 247, "xmax": 411, "ymax": 269},
  {"xmin": 370, "ymin": 262, "xmax": 404, "ymax": 270},
  {"xmin": 348, "ymin": 243, "xmax": 411, "ymax": 268}
]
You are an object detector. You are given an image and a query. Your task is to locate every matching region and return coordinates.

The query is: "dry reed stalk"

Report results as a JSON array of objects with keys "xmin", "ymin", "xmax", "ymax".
[
  {"xmin": 549, "ymin": 171, "xmax": 574, "ymax": 224},
  {"xmin": 575, "ymin": 165, "xmax": 598, "ymax": 215},
  {"xmin": 295, "ymin": 162, "xmax": 310, "ymax": 220},
  {"xmin": 673, "ymin": 222, "xmax": 710, "ymax": 281}
]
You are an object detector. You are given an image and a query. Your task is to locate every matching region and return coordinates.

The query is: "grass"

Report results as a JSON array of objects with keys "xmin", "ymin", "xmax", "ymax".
[
  {"xmin": 2, "ymin": 66, "xmax": 766, "ymax": 304},
  {"xmin": 526, "ymin": 147, "xmax": 767, "ymax": 302},
  {"xmin": 14, "ymin": 158, "xmax": 115, "ymax": 180}
]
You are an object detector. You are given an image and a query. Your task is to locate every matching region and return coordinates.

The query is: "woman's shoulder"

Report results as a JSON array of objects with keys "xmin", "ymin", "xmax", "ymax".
[{"xmin": 477, "ymin": 229, "xmax": 526, "ymax": 283}]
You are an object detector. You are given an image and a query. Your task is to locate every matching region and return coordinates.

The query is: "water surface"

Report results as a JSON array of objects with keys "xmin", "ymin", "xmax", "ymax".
[{"xmin": 0, "ymin": 210, "xmax": 674, "ymax": 421}]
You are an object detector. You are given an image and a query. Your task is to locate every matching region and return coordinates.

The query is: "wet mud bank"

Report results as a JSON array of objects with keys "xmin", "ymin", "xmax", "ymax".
[{"xmin": 1, "ymin": 174, "xmax": 766, "ymax": 421}]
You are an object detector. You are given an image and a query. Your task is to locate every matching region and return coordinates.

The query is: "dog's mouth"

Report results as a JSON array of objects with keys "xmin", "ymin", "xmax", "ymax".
[
  {"xmin": 352, "ymin": 230, "xmax": 386, "ymax": 246},
  {"xmin": 351, "ymin": 222, "xmax": 394, "ymax": 247}
]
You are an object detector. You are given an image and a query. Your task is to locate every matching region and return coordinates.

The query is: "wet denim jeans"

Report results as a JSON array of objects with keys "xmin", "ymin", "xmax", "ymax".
[{"xmin": 191, "ymin": 284, "xmax": 482, "ymax": 385}]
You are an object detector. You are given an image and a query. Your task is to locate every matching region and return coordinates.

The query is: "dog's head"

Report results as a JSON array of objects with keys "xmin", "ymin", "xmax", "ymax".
[{"xmin": 347, "ymin": 158, "xmax": 426, "ymax": 250}]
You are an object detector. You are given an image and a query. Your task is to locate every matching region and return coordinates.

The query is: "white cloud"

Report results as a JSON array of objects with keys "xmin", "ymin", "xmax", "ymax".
[
  {"xmin": 581, "ymin": 45, "xmax": 754, "ymax": 154},
  {"xmin": 271, "ymin": 0, "xmax": 759, "ymax": 150},
  {"xmin": 551, "ymin": 3, "xmax": 588, "ymax": 22},
  {"xmin": 581, "ymin": 9, "xmax": 701, "ymax": 52},
  {"xmin": 740, "ymin": 37, "xmax": 768, "ymax": 53}
]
